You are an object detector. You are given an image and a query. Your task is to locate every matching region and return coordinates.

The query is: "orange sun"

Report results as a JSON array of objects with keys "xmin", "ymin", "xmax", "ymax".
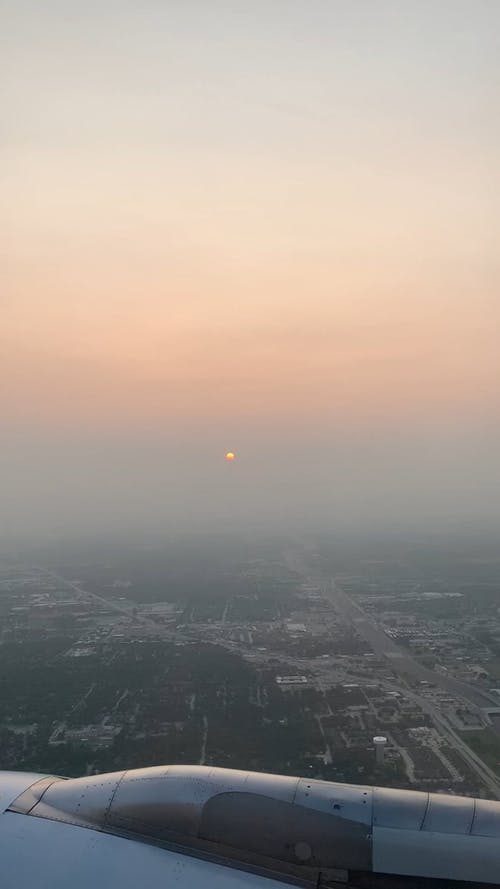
[{"xmin": 225, "ymin": 452, "xmax": 235, "ymax": 461}]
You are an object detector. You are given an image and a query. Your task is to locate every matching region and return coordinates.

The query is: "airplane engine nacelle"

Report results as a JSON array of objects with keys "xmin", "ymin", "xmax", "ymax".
[{"xmin": 6, "ymin": 765, "xmax": 500, "ymax": 886}]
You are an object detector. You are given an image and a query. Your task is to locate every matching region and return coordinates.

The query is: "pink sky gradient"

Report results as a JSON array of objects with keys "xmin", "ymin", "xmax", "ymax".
[{"xmin": 2, "ymin": 1, "xmax": 499, "ymax": 535}]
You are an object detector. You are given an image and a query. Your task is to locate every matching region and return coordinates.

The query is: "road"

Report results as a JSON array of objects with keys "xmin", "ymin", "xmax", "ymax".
[
  {"xmin": 325, "ymin": 577, "xmax": 498, "ymax": 710},
  {"xmin": 37, "ymin": 567, "xmax": 159, "ymax": 628},
  {"xmin": 199, "ymin": 715, "xmax": 209, "ymax": 766},
  {"xmin": 373, "ymin": 679, "xmax": 500, "ymax": 799},
  {"xmin": 316, "ymin": 575, "xmax": 500, "ymax": 798}
]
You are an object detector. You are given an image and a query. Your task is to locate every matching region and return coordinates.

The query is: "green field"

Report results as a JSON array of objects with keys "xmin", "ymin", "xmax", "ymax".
[{"xmin": 460, "ymin": 728, "xmax": 500, "ymax": 776}]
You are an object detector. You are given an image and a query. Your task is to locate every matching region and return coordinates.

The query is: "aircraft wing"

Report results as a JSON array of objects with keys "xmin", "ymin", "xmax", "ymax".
[{"xmin": 1, "ymin": 765, "xmax": 500, "ymax": 887}]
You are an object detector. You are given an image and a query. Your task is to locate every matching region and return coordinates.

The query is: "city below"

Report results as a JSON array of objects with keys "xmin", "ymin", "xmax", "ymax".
[{"xmin": 1, "ymin": 532, "xmax": 500, "ymax": 801}]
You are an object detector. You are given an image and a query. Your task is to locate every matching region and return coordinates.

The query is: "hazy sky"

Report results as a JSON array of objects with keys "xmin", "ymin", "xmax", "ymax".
[{"xmin": 1, "ymin": 1, "xmax": 499, "ymax": 537}]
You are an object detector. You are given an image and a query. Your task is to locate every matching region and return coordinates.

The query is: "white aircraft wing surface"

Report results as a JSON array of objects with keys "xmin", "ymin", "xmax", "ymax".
[{"xmin": 1, "ymin": 765, "xmax": 500, "ymax": 888}]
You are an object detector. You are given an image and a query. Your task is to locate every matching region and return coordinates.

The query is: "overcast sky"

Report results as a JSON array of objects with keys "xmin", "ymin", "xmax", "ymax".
[{"xmin": 1, "ymin": 1, "xmax": 499, "ymax": 538}]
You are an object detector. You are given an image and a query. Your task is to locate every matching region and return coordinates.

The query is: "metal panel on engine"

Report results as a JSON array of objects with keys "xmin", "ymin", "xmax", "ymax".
[
  {"xmin": 472, "ymin": 799, "xmax": 500, "ymax": 837},
  {"xmin": 294, "ymin": 778, "xmax": 372, "ymax": 824},
  {"xmin": 422, "ymin": 793, "xmax": 475, "ymax": 834},
  {"xmin": 373, "ymin": 786, "xmax": 428, "ymax": 830},
  {"xmin": 373, "ymin": 827, "xmax": 500, "ymax": 884}
]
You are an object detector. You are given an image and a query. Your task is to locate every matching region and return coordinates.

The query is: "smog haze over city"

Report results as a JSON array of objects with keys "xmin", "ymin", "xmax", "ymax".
[
  {"xmin": 2, "ymin": 0, "xmax": 500, "ymax": 540},
  {"xmin": 2, "ymin": 1, "xmax": 500, "ymax": 804}
]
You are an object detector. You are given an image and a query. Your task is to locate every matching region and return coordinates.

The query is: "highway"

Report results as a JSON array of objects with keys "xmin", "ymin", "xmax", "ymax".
[
  {"xmin": 318, "ymin": 576, "xmax": 500, "ymax": 798},
  {"xmin": 372, "ymin": 678, "xmax": 500, "ymax": 800},
  {"xmin": 37, "ymin": 567, "xmax": 159, "ymax": 628},
  {"xmin": 325, "ymin": 577, "xmax": 498, "ymax": 710}
]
